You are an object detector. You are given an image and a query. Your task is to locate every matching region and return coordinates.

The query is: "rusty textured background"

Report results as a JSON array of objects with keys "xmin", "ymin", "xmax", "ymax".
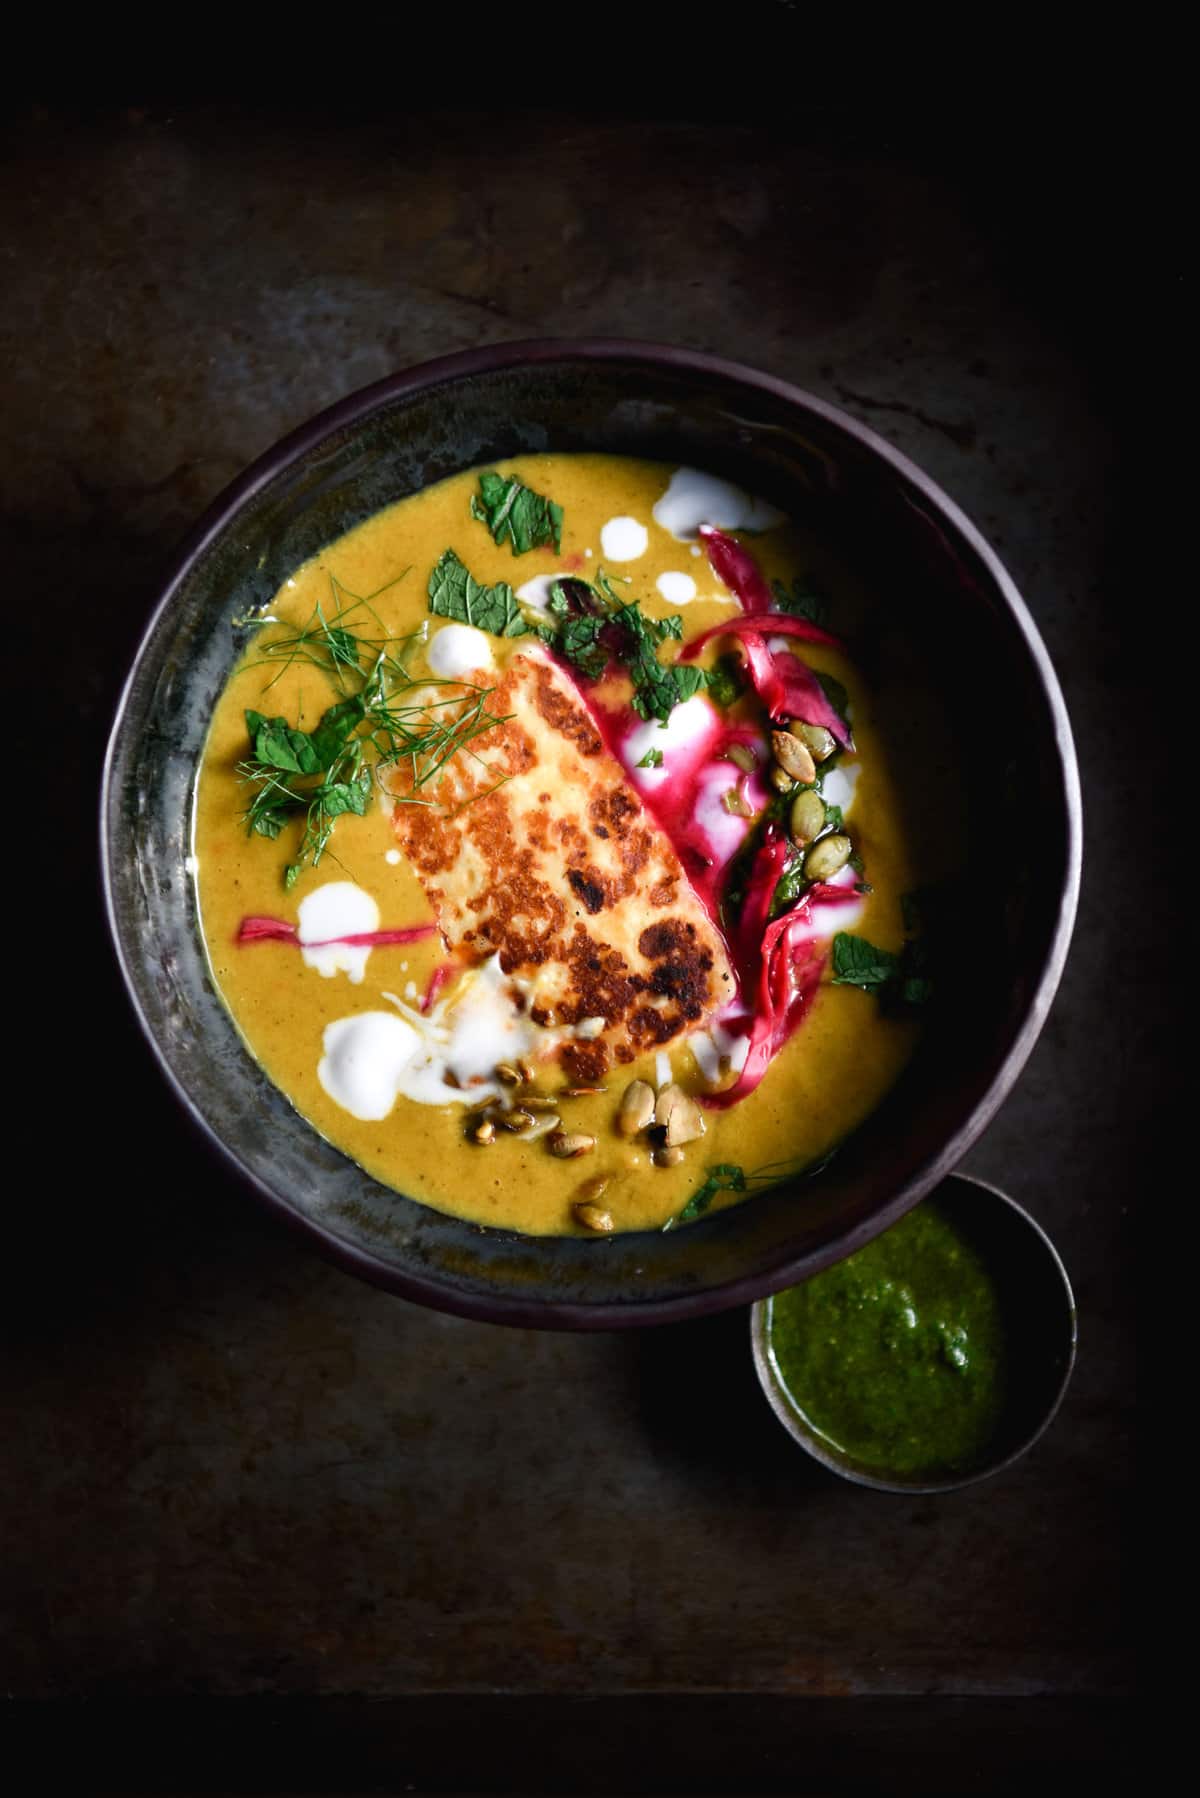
[{"xmin": 3, "ymin": 90, "xmax": 1140, "ymax": 1793}]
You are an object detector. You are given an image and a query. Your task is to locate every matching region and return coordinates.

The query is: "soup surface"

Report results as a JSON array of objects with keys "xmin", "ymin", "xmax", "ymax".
[{"xmin": 193, "ymin": 454, "xmax": 939, "ymax": 1235}]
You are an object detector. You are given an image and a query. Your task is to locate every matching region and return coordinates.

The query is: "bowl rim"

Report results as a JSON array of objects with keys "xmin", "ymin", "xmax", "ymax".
[
  {"xmin": 749, "ymin": 1172, "xmax": 1079, "ymax": 1490},
  {"xmin": 100, "ymin": 337, "xmax": 1083, "ymax": 1328}
]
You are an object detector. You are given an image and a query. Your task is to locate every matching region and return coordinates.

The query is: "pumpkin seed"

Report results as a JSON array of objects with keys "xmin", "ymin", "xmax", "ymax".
[
  {"xmin": 654, "ymin": 1083, "xmax": 706, "ymax": 1147},
  {"xmin": 497, "ymin": 1108, "xmax": 535, "ymax": 1133},
  {"xmin": 789, "ymin": 787, "xmax": 827, "ymax": 846},
  {"xmin": 548, "ymin": 1130, "xmax": 596, "ymax": 1159},
  {"xmin": 804, "ymin": 832, "xmax": 852, "ymax": 881},
  {"xmin": 772, "ymin": 730, "xmax": 817, "ymax": 784},
  {"xmin": 574, "ymin": 1200, "xmax": 615, "ymax": 1233},
  {"xmin": 617, "ymin": 1080, "xmax": 655, "ymax": 1136},
  {"xmin": 792, "ymin": 721, "xmax": 836, "ymax": 763}
]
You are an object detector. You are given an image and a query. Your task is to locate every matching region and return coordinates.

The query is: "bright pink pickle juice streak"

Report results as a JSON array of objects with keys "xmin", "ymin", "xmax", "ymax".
[{"xmin": 237, "ymin": 918, "xmax": 436, "ymax": 949}]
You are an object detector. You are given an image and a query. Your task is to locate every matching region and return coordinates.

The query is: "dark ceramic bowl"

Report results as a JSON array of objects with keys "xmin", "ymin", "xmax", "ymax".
[
  {"xmin": 101, "ymin": 340, "xmax": 1081, "ymax": 1329},
  {"xmin": 750, "ymin": 1173, "xmax": 1078, "ymax": 1491}
]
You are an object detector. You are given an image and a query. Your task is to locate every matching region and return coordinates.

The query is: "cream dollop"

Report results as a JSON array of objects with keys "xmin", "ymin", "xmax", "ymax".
[
  {"xmin": 298, "ymin": 882, "xmax": 379, "ymax": 984},
  {"xmin": 820, "ymin": 762, "xmax": 860, "ymax": 816},
  {"xmin": 655, "ymin": 571, "xmax": 698, "ymax": 604},
  {"xmin": 600, "ymin": 515, "xmax": 648, "ymax": 561},
  {"xmin": 652, "ymin": 467, "xmax": 784, "ymax": 540},
  {"xmin": 427, "ymin": 623, "xmax": 494, "ymax": 679},
  {"xmin": 318, "ymin": 954, "xmax": 559, "ymax": 1119},
  {"xmin": 318, "ymin": 1012, "xmax": 423, "ymax": 1119}
]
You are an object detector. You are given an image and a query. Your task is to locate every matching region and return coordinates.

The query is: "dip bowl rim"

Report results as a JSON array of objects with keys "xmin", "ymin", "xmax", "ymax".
[
  {"xmin": 100, "ymin": 337, "xmax": 1083, "ymax": 1329},
  {"xmin": 749, "ymin": 1171, "xmax": 1079, "ymax": 1491}
]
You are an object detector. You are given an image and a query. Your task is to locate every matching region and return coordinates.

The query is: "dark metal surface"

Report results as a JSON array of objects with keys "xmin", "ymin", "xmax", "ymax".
[{"xmin": 3, "ymin": 99, "xmax": 1138, "ymax": 1791}]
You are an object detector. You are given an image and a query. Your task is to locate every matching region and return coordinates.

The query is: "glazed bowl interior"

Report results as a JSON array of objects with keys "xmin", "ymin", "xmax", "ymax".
[{"xmin": 102, "ymin": 342, "xmax": 1079, "ymax": 1328}]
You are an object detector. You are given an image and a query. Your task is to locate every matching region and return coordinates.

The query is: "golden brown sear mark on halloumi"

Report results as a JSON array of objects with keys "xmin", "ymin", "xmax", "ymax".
[{"xmin": 388, "ymin": 646, "xmax": 735, "ymax": 1073}]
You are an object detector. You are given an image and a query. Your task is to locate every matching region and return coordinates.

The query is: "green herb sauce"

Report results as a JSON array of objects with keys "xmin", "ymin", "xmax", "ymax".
[{"xmin": 766, "ymin": 1201, "xmax": 1009, "ymax": 1478}]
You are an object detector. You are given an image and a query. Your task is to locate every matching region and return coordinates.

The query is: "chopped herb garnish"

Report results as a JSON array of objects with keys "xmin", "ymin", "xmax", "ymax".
[
  {"xmin": 669, "ymin": 1164, "xmax": 746, "ymax": 1227},
  {"xmin": 236, "ymin": 615, "xmax": 510, "ymax": 888},
  {"xmin": 831, "ymin": 932, "xmax": 899, "ymax": 991},
  {"xmin": 832, "ymin": 931, "xmax": 929, "ymax": 1008},
  {"xmin": 241, "ymin": 701, "xmax": 373, "ymax": 889},
  {"xmin": 470, "ymin": 470, "xmax": 563, "ymax": 555},
  {"xmin": 428, "ymin": 548, "xmax": 532, "ymax": 638},
  {"xmin": 721, "ymin": 792, "xmax": 790, "ymax": 930},
  {"xmin": 236, "ymin": 571, "xmax": 420, "ymax": 692},
  {"xmin": 769, "ymin": 853, "xmax": 809, "ymax": 920},
  {"xmin": 705, "ymin": 652, "xmax": 747, "ymax": 710},
  {"xmin": 620, "ymin": 604, "xmax": 707, "ymax": 723},
  {"xmin": 638, "ymin": 747, "xmax": 664, "ymax": 769},
  {"xmin": 898, "ymin": 972, "xmax": 933, "ymax": 1006},
  {"xmin": 848, "ymin": 850, "xmax": 873, "ymax": 894},
  {"xmin": 548, "ymin": 580, "xmax": 612, "ymax": 680},
  {"xmin": 771, "ymin": 576, "xmax": 830, "ymax": 629},
  {"xmin": 549, "ymin": 576, "xmax": 608, "ymax": 618},
  {"xmin": 541, "ymin": 572, "xmax": 708, "ymax": 723},
  {"xmin": 814, "ymin": 669, "xmax": 852, "ymax": 733},
  {"xmin": 663, "ymin": 1149, "xmax": 839, "ymax": 1230}
]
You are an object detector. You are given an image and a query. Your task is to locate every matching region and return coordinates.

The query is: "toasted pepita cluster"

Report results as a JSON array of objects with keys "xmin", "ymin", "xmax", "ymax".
[
  {"xmin": 466, "ymin": 1060, "xmax": 711, "ymax": 1235},
  {"xmin": 617, "ymin": 1077, "xmax": 705, "ymax": 1169},
  {"xmin": 466, "ymin": 1061, "xmax": 602, "ymax": 1160},
  {"xmin": 774, "ymin": 722, "xmax": 852, "ymax": 880}
]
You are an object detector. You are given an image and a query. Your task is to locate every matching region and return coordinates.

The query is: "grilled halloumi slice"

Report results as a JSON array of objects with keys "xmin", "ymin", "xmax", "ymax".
[{"xmin": 388, "ymin": 645, "xmax": 735, "ymax": 1083}]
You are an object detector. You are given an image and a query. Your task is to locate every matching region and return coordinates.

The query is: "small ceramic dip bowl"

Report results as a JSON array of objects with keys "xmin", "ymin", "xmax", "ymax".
[{"xmin": 750, "ymin": 1173, "xmax": 1076, "ymax": 1492}]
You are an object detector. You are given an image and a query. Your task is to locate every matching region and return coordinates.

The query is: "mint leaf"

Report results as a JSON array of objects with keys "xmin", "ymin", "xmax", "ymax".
[
  {"xmin": 282, "ymin": 755, "xmax": 372, "ymax": 889},
  {"xmin": 470, "ymin": 471, "xmax": 563, "ymax": 555},
  {"xmin": 316, "ymin": 769, "xmax": 372, "ymax": 820},
  {"xmin": 831, "ymin": 932, "xmax": 899, "ymax": 990},
  {"xmin": 832, "ymin": 931, "xmax": 930, "ymax": 1008},
  {"xmin": 769, "ymin": 853, "xmax": 809, "ymax": 920},
  {"xmin": 815, "ymin": 670, "xmax": 851, "ymax": 732},
  {"xmin": 669, "ymin": 1164, "xmax": 746, "ymax": 1228},
  {"xmin": 244, "ymin": 710, "xmax": 323, "ymax": 777},
  {"xmin": 618, "ymin": 603, "xmax": 706, "ymax": 723},
  {"xmin": 246, "ymin": 787, "xmax": 298, "ymax": 839},
  {"xmin": 541, "ymin": 577, "xmax": 707, "ymax": 724},
  {"xmin": 557, "ymin": 613, "xmax": 611, "ymax": 680},
  {"xmin": 307, "ymin": 693, "xmax": 366, "ymax": 768},
  {"xmin": 428, "ymin": 548, "xmax": 531, "ymax": 637},
  {"xmin": 548, "ymin": 577, "xmax": 604, "ymax": 619},
  {"xmin": 705, "ymin": 653, "xmax": 746, "ymax": 709},
  {"xmin": 771, "ymin": 576, "xmax": 829, "ymax": 628}
]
